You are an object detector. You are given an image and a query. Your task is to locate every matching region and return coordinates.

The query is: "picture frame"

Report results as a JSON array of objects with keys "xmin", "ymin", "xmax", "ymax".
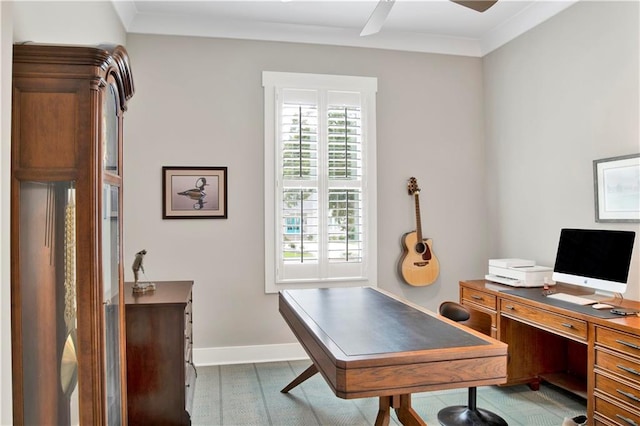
[
  {"xmin": 593, "ymin": 153, "xmax": 640, "ymax": 223},
  {"xmin": 162, "ymin": 166, "xmax": 227, "ymax": 219}
]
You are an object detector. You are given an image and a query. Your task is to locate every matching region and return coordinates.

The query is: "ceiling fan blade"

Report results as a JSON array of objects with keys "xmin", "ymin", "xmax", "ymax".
[
  {"xmin": 450, "ymin": 0, "xmax": 498, "ymax": 13},
  {"xmin": 360, "ymin": 0, "xmax": 396, "ymax": 37}
]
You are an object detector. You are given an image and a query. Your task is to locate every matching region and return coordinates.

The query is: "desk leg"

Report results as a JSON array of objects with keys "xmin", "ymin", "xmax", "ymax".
[
  {"xmin": 375, "ymin": 395, "xmax": 426, "ymax": 426},
  {"xmin": 280, "ymin": 364, "xmax": 318, "ymax": 393},
  {"xmin": 395, "ymin": 394, "xmax": 426, "ymax": 426},
  {"xmin": 375, "ymin": 395, "xmax": 394, "ymax": 426}
]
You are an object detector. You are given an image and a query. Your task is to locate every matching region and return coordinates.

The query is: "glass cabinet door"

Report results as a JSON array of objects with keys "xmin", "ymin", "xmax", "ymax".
[
  {"xmin": 102, "ymin": 183, "xmax": 122, "ymax": 425},
  {"xmin": 103, "ymin": 84, "xmax": 119, "ymax": 174},
  {"xmin": 18, "ymin": 181, "xmax": 79, "ymax": 425},
  {"xmin": 101, "ymin": 82, "xmax": 123, "ymax": 426}
]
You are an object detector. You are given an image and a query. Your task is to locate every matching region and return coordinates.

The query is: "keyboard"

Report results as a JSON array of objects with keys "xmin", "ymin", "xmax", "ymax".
[{"xmin": 546, "ymin": 292, "xmax": 596, "ymax": 305}]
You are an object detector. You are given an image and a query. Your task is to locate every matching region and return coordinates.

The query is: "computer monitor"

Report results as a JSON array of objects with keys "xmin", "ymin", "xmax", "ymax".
[{"xmin": 552, "ymin": 228, "xmax": 636, "ymax": 297}]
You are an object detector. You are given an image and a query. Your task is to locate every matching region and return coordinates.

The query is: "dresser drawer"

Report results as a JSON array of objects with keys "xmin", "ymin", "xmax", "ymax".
[
  {"xmin": 500, "ymin": 299, "xmax": 587, "ymax": 341},
  {"xmin": 596, "ymin": 372, "xmax": 640, "ymax": 409},
  {"xmin": 596, "ymin": 349, "xmax": 640, "ymax": 386},
  {"xmin": 595, "ymin": 395, "xmax": 640, "ymax": 426},
  {"xmin": 597, "ymin": 327, "xmax": 640, "ymax": 359},
  {"xmin": 462, "ymin": 287, "xmax": 497, "ymax": 310}
]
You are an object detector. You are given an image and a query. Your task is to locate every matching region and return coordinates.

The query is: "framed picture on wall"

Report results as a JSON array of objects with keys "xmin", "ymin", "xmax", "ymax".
[
  {"xmin": 162, "ymin": 166, "xmax": 228, "ymax": 219},
  {"xmin": 593, "ymin": 153, "xmax": 640, "ymax": 223}
]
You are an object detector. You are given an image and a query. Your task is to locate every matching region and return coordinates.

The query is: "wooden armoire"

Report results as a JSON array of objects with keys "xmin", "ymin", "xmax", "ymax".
[{"xmin": 11, "ymin": 44, "xmax": 134, "ymax": 425}]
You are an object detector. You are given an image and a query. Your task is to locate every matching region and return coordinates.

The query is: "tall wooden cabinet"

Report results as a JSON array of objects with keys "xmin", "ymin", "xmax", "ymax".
[{"xmin": 11, "ymin": 44, "xmax": 134, "ymax": 425}]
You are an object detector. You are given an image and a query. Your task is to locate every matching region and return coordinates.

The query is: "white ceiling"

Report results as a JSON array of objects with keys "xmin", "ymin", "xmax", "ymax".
[{"xmin": 112, "ymin": 0, "xmax": 579, "ymax": 57}]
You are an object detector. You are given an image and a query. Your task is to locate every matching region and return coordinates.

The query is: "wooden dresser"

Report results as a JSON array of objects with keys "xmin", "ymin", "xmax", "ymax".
[
  {"xmin": 460, "ymin": 280, "xmax": 640, "ymax": 426},
  {"xmin": 125, "ymin": 281, "xmax": 196, "ymax": 425}
]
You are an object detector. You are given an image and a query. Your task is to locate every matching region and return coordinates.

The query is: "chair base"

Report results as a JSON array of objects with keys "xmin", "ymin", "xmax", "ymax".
[{"xmin": 437, "ymin": 405, "xmax": 508, "ymax": 426}]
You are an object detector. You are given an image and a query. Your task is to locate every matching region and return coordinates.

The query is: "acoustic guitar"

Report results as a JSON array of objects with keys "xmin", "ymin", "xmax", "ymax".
[{"xmin": 398, "ymin": 177, "xmax": 440, "ymax": 286}]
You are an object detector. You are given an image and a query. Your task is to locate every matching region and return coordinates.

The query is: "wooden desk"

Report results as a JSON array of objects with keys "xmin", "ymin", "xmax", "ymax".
[
  {"xmin": 460, "ymin": 280, "xmax": 640, "ymax": 426},
  {"xmin": 279, "ymin": 287, "xmax": 507, "ymax": 426}
]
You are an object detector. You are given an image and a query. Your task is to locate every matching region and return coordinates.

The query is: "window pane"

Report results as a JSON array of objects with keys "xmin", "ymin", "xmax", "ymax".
[
  {"xmin": 281, "ymin": 188, "xmax": 318, "ymax": 263},
  {"xmin": 328, "ymin": 106, "xmax": 362, "ymax": 180},
  {"xmin": 281, "ymin": 104, "xmax": 318, "ymax": 179},
  {"xmin": 264, "ymin": 72, "xmax": 377, "ymax": 291},
  {"xmin": 328, "ymin": 189, "xmax": 363, "ymax": 262}
]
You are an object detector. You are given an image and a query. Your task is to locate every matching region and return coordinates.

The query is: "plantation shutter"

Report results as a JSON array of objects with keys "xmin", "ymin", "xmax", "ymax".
[
  {"xmin": 277, "ymin": 89, "xmax": 366, "ymax": 283},
  {"xmin": 263, "ymin": 71, "xmax": 377, "ymax": 292}
]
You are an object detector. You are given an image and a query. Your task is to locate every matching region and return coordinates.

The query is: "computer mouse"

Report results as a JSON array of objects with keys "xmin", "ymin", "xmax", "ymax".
[{"xmin": 592, "ymin": 303, "xmax": 613, "ymax": 310}]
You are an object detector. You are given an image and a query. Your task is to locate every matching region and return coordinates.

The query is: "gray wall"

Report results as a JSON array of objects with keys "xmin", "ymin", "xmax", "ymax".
[
  {"xmin": 123, "ymin": 35, "xmax": 488, "ymax": 353},
  {"xmin": 483, "ymin": 0, "xmax": 640, "ymax": 300}
]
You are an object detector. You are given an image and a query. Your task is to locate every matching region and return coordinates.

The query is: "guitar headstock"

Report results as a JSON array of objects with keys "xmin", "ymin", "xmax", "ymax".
[{"xmin": 407, "ymin": 177, "xmax": 420, "ymax": 196}]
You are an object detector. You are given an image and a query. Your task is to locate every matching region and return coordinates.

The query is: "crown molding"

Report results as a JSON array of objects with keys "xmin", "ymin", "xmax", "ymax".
[
  {"xmin": 111, "ymin": 0, "xmax": 138, "ymax": 30},
  {"xmin": 480, "ymin": 0, "xmax": 579, "ymax": 55},
  {"xmin": 112, "ymin": 0, "xmax": 578, "ymax": 57}
]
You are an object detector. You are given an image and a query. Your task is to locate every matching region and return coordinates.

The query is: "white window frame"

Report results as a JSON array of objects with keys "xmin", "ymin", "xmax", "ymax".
[{"xmin": 263, "ymin": 71, "xmax": 378, "ymax": 294}]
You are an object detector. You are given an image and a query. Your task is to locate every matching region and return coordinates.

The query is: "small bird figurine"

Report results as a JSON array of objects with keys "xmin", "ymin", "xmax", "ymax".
[
  {"xmin": 132, "ymin": 249, "xmax": 155, "ymax": 293},
  {"xmin": 132, "ymin": 249, "xmax": 147, "ymax": 284}
]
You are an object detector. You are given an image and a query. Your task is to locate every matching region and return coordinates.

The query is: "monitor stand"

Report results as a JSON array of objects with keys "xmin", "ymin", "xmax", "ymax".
[{"xmin": 582, "ymin": 291, "xmax": 623, "ymax": 304}]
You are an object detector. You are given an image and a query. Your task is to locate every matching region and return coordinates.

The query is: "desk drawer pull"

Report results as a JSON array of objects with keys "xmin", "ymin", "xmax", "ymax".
[
  {"xmin": 617, "ymin": 389, "xmax": 640, "ymax": 403},
  {"xmin": 504, "ymin": 305, "xmax": 515, "ymax": 310},
  {"xmin": 616, "ymin": 414, "xmax": 638, "ymax": 426},
  {"xmin": 561, "ymin": 323, "xmax": 574, "ymax": 329},
  {"xmin": 471, "ymin": 295, "xmax": 484, "ymax": 300},
  {"xmin": 617, "ymin": 364, "xmax": 640, "ymax": 377},
  {"xmin": 616, "ymin": 339, "xmax": 640, "ymax": 351}
]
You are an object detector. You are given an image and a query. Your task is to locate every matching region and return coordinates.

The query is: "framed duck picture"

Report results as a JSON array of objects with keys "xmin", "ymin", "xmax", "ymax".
[{"xmin": 162, "ymin": 166, "xmax": 228, "ymax": 219}]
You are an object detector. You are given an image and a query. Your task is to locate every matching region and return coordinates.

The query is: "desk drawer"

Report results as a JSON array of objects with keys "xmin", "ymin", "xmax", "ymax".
[
  {"xmin": 596, "ymin": 372, "xmax": 640, "ymax": 409},
  {"xmin": 462, "ymin": 287, "xmax": 496, "ymax": 310},
  {"xmin": 596, "ymin": 349, "xmax": 640, "ymax": 386},
  {"xmin": 595, "ymin": 395, "xmax": 640, "ymax": 426},
  {"xmin": 597, "ymin": 327, "xmax": 640, "ymax": 359},
  {"xmin": 500, "ymin": 299, "xmax": 587, "ymax": 341}
]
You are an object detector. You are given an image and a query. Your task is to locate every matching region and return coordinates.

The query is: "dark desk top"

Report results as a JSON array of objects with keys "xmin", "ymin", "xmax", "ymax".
[
  {"xmin": 283, "ymin": 287, "xmax": 489, "ymax": 357},
  {"xmin": 500, "ymin": 287, "xmax": 621, "ymax": 319}
]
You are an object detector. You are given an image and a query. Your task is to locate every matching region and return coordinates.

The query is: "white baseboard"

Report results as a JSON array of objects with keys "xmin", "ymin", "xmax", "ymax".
[{"xmin": 193, "ymin": 342, "xmax": 310, "ymax": 366}]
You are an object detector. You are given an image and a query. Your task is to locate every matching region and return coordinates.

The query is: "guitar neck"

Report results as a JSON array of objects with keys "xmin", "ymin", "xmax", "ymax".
[{"xmin": 414, "ymin": 192, "xmax": 423, "ymax": 241}]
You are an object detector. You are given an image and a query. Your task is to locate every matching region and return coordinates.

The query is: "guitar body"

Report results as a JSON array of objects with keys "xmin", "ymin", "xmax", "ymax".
[{"xmin": 399, "ymin": 231, "xmax": 440, "ymax": 286}]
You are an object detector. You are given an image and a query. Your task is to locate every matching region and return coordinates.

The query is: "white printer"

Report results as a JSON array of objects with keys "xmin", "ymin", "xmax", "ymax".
[{"xmin": 485, "ymin": 258, "xmax": 553, "ymax": 287}]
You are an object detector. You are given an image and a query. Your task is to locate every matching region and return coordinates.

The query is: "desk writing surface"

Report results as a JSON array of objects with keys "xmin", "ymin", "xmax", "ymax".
[
  {"xmin": 501, "ymin": 288, "xmax": 622, "ymax": 319},
  {"xmin": 286, "ymin": 287, "xmax": 489, "ymax": 356}
]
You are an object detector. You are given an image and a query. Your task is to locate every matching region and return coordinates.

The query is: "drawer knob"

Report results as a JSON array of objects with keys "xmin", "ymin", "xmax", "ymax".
[
  {"xmin": 471, "ymin": 295, "xmax": 483, "ymax": 300},
  {"xmin": 616, "ymin": 339, "xmax": 640, "ymax": 351},
  {"xmin": 505, "ymin": 305, "xmax": 515, "ymax": 310},
  {"xmin": 615, "ymin": 414, "xmax": 638, "ymax": 426},
  {"xmin": 617, "ymin": 364, "xmax": 640, "ymax": 377},
  {"xmin": 561, "ymin": 323, "xmax": 574, "ymax": 329},
  {"xmin": 617, "ymin": 389, "xmax": 640, "ymax": 403}
]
